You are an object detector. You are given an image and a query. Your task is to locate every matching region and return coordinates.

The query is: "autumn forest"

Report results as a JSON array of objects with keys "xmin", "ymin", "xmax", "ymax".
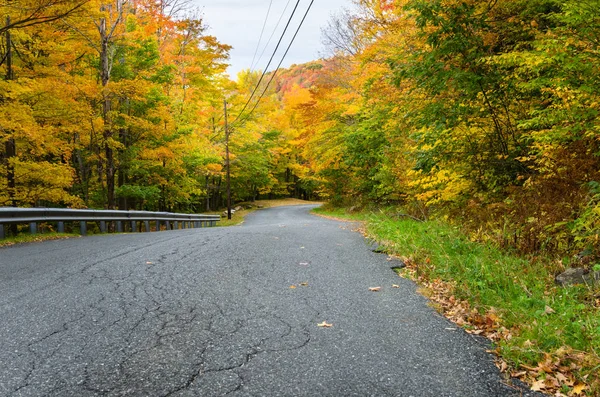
[{"xmin": 2, "ymin": 0, "xmax": 600, "ymax": 257}]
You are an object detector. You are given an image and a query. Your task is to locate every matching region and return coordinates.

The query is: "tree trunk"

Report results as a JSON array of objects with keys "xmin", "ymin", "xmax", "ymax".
[
  {"xmin": 205, "ymin": 174, "xmax": 210, "ymax": 211},
  {"xmin": 117, "ymin": 128, "xmax": 127, "ymax": 210},
  {"xmin": 5, "ymin": 139, "xmax": 16, "ymax": 207},
  {"xmin": 4, "ymin": 17, "xmax": 16, "ymax": 208}
]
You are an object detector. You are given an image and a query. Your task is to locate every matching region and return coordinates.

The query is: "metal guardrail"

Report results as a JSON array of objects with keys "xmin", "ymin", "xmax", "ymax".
[{"xmin": 0, "ymin": 208, "xmax": 221, "ymax": 239}]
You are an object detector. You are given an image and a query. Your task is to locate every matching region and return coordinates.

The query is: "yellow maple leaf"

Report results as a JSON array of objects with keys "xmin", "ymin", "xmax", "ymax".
[{"xmin": 572, "ymin": 383, "xmax": 587, "ymax": 395}]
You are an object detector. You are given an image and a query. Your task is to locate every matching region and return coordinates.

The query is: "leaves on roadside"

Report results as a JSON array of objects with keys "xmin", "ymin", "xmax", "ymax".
[
  {"xmin": 289, "ymin": 285, "xmax": 297, "ymax": 289},
  {"xmin": 544, "ymin": 305, "xmax": 556, "ymax": 315},
  {"xmin": 392, "ymin": 284, "xmax": 400, "ymax": 288},
  {"xmin": 317, "ymin": 321, "xmax": 333, "ymax": 328},
  {"xmin": 530, "ymin": 379, "xmax": 546, "ymax": 391},
  {"xmin": 300, "ymin": 282, "xmax": 308, "ymax": 287},
  {"xmin": 572, "ymin": 383, "xmax": 587, "ymax": 395},
  {"xmin": 369, "ymin": 287, "xmax": 382, "ymax": 292}
]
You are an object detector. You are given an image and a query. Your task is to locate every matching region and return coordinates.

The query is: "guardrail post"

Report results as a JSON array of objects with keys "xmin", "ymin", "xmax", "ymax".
[
  {"xmin": 116, "ymin": 221, "xmax": 123, "ymax": 233},
  {"xmin": 30, "ymin": 222, "xmax": 37, "ymax": 235},
  {"xmin": 99, "ymin": 221, "xmax": 106, "ymax": 233},
  {"xmin": 144, "ymin": 221, "xmax": 150, "ymax": 232},
  {"xmin": 0, "ymin": 224, "xmax": 5, "ymax": 239},
  {"xmin": 80, "ymin": 221, "xmax": 87, "ymax": 236},
  {"xmin": 165, "ymin": 220, "xmax": 170, "ymax": 230},
  {"xmin": 130, "ymin": 220, "xmax": 136, "ymax": 232},
  {"xmin": 58, "ymin": 221, "xmax": 65, "ymax": 233}
]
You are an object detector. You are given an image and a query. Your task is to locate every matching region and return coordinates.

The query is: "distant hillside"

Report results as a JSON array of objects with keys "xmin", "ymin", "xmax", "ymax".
[{"xmin": 274, "ymin": 60, "xmax": 340, "ymax": 94}]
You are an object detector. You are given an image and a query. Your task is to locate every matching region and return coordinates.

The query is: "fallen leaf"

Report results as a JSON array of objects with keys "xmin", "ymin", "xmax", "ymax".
[
  {"xmin": 392, "ymin": 284, "xmax": 400, "ymax": 288},
  {"xmin": 545, "ymin": 305, "xmax": 556, "ymax": 315},
  {"xmin": 466, "ymin": 329, "xmax": 484, "ymax": 335},
  {"xmin": 531, "ymin": 379, "xmax": 546, "ymax": 391},
  {"xmin": 369, "ymin": 287, "xmax": 382, "ymax": 292},
  {"xmin": 289, "ymin": 285, "xmax": 297, "ymax": 289},
  {"xmin": 300, "ymin": 282, "xmax": 308, "ymax": 287},
  {"xmin": 317, "ymin": 321, "xmax": 333, "ymax": 328},
  {"xmin": 299, "ymin": 262, "xmax": 309, "ymax": 266},
  {"xmin": 572, "ymin": 383, "xmax": 587, "ymax": 395},
  {"xmin": 300, "ymin": 246, "xmax": 305, "ymax": 249},
  {"xmin": 146, "ymin": 261, "xmax": 153, "ymax": 265},
  {"xmin": 498, "ymin": 361, "xmax": 508, "ymax": 373}
]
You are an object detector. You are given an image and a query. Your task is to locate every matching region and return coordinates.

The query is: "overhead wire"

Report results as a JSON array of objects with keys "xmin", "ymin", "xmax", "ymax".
[
  {"xmin": 250, "ymin": 0, "xmax": 293, "ymax": 72},
  {"xmin": 233, "ymin": 0, "xmax": 316, "ymax": 127},
  {"xmin": 249, "ymin": 0, "xmax": 274, "ymax": 73},
  {"xmin": 230, "ymin": 0, "xmax": 302, "ymax": 125}
]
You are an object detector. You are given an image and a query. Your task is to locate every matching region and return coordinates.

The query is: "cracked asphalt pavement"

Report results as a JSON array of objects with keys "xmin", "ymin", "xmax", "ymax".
[{"xmin": 0, "ymin": 205, "xmax": 536, "ymax": 396}]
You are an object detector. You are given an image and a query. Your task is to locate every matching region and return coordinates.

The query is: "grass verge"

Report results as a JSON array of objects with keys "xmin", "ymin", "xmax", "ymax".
[
  {"xmin": 313, "ymin": 206, "xmax": 600, "ymax": 396},
  {"xmin": 0, "ymin": 232, "xmax": 80, "ymax": 248}
]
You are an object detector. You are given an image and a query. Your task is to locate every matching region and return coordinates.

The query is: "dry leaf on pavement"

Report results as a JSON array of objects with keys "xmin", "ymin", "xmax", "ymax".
[
  {"xmin": 317, "ymin": 321, "xmax": 333, "ymax": 328},
  {"xmin": 369, "ymin": 287, "xmax": 382, "ymax": 292}
]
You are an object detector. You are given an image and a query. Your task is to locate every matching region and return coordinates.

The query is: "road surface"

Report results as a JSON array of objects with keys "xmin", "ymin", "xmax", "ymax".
[{"xmin": 0, "ymin": 205, "xmax": 535, "ymax": 396}]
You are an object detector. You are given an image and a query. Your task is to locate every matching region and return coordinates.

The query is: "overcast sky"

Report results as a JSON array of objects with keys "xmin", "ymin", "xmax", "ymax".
[{"xmin": 195, "ymin": 0, "xmax": 352, "ymax": 79}]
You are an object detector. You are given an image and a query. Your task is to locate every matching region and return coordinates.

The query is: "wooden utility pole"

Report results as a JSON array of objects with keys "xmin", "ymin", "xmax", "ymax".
[
  {"xmin": 4, "ymin": 16, "xmax": 16, "ymax": 208},
  {"xmin": 224, "ymin": 99, "xmax": 232, "ymax": 220}
]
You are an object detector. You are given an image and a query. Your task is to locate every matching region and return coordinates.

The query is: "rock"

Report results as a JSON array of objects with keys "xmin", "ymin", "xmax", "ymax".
[
  {"xmin": 234, "ymin": 206, "xmax": 243, "ymax": 211},
  {"xmin": 555, "ymin": 268, "xmax": 600, "ymax": 286}
]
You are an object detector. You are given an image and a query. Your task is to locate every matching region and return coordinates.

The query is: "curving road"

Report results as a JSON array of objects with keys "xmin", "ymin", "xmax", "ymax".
[{"xmin": 0, "ymin": 205, "xmax": 535, "ymax": 396}]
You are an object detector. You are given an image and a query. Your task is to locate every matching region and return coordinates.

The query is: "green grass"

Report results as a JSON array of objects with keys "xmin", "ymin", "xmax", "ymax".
[
  {"xmin": 314, "ymin": 206, "xmax": 600, "ymax": 394},
  {"xmin": 0, "ymin": 232, "xmax": 80, "ymax": 247}
]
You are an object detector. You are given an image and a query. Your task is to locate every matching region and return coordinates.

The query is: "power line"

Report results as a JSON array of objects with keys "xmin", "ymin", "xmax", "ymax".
[
  {"xmin": 234, "ymin": 0, "xmax": 316, "ymax": 127},
  {"xmin": 249, "ymin": 0, "xmax": 274, "ymax": 72},
  {"xmin": 250, "ymin": 0, "xmax": 293, "ymax": 72},
  {"xmin": 231, "ymin": 0, "xmax": 302, "ymax": 125}
]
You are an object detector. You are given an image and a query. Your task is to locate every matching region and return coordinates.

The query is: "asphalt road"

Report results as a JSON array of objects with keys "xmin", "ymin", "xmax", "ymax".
[{"xmin": 0, "ymin": 205, "xmax": 536, "ymax": 396}]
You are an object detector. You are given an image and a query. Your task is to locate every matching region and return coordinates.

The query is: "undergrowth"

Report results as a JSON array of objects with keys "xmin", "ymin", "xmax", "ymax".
[{"xmin": 313, "ymin": 206, "xmax": 600, "ymax": 396}]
